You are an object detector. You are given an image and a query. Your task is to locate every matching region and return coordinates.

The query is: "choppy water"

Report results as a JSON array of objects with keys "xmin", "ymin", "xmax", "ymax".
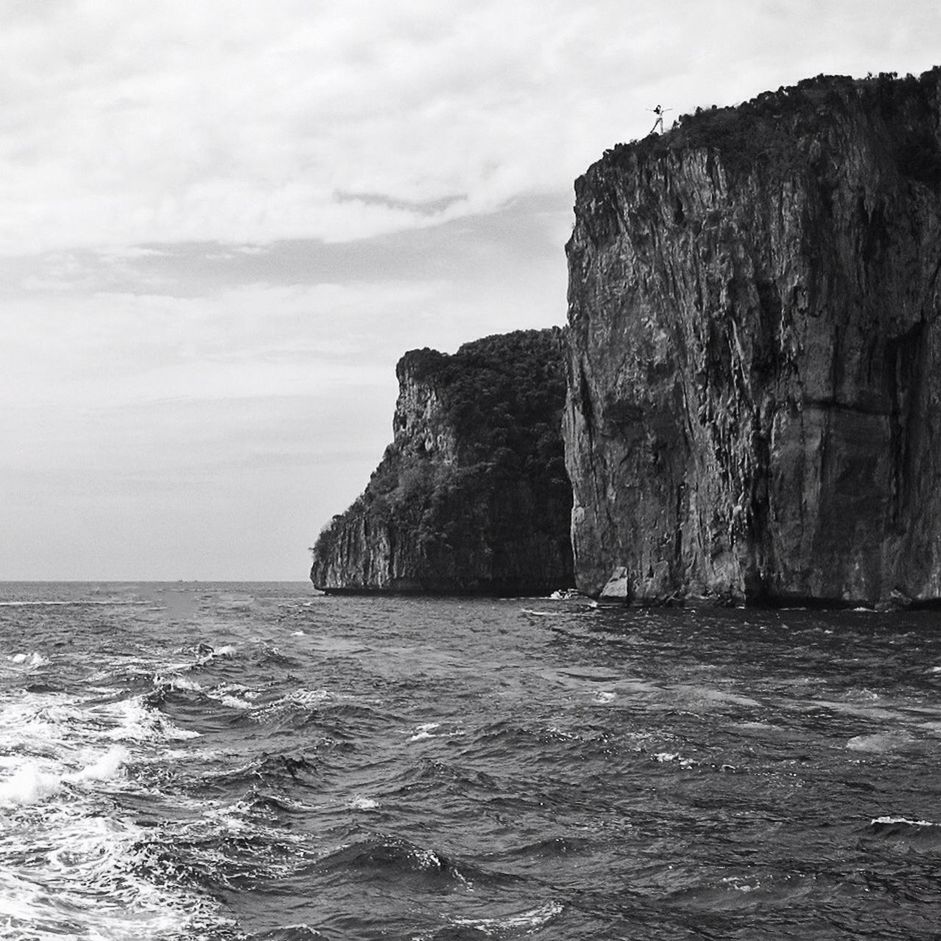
[{"xmin": 1, "ymin": 582, "xmax": 940, "ymax": 939}]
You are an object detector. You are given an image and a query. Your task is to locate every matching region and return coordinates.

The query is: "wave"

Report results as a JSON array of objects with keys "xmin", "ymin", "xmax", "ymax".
[
  {"xmin": 244, "ymin": 689, "xmax": 381, "ymax": 739},
  {"xmin": 383, "ymin": 757, "xmax": 501, "ymax": 799},
  {"xmin": 650, "ymin": 751, "xmax": 739, "ymax": 773},
  {"xmin": 866, "ymin": 816, "xmax": 941, "ymax": 846},
  {"xmin": 846, "ymin": 731, "xmax": 917, "ymax": 753},
  {"xmin": 238, "ymin": 789, "xmax": 313, "ymax": 820},
  {"xmin": 666, "ymin": 872, "xmax": 818, "ymax": 912},
  {"xmin": 200, "ymin": 752, "xmax": 322, "ymax": 793},
  {"xmin": 184, "ymin": 643, "xmax": 298, "ymax": 670},
  {"xmin": 132, "ymin": 822, "xmax": 306, "ymax": 895},
  {"xmin": 448, "ymin": 899, "xmax": 564, "ymax": 935},
  {"xmin": 151, "ymin": 669, "xmax": 262, "ymax": 716},
  {"xmin": 493, "ymin": 836, "xmax": 593, "ymax": 860},
  {"xmin": 462, "ymin": 718, "xmax": 615, "ymax": 769},
  {"xmin": 250, "ymin": 928, "xmax": 329, "ymax": 941},
  {"xmin": 99, "ymin": 696, "xmax": 201, "ymax": 743},
  {"xmin": 315, "ymin": 834, "xmax": 485, "ymax": 886}
]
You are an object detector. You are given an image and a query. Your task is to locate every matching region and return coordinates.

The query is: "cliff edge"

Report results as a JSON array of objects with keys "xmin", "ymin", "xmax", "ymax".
[
  {"xmin": 565, "ymin": 68, "xmax": 941, "ymax": 605},
  {"xmin": 311, "ymin": 329, "xmax": 574, "ymax": 595}
]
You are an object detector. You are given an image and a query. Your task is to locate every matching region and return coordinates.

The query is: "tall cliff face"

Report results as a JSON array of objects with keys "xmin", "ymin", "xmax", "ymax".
[
  {"xmin": 565, "ymin": 69, "xmax": 941, "ymax": 605},
  {"xmin": 311, "ymin": 329, "xmax": 573, "ymax": 595}
]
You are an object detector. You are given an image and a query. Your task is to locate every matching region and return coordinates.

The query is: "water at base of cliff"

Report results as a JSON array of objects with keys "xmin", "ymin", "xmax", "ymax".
[{"xmin": 1, "ymin": 583, "xmax": 939, "ymax": 940}]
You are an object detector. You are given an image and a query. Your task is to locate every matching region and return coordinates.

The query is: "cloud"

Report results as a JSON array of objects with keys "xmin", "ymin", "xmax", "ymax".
[{"xmin": 2, "ymin": 1, "xmax": 937, "ymax": 254}]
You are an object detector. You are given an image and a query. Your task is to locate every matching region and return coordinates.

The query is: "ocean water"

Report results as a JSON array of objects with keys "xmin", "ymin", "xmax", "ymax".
[{"xmin": 0, "ymin": 583, "xmax": 939, "ymax": 940}]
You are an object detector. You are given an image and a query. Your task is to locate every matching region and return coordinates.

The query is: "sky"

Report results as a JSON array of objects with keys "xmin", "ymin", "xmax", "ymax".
[{"xmin": 1, "ymin": 1, "xmax": 939, "ymax": 581}]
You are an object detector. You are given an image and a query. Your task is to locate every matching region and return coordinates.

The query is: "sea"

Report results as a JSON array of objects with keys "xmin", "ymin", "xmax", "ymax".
[{"xmin": 0, "ymin": 582, "xmax": 939, "ymax": 941}]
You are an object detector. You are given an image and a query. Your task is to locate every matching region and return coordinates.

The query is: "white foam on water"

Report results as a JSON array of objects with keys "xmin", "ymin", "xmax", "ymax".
[
  {"xmin": 156, "ymin": 673, "xmax": 203, "ymax": 692},
  {"xmin": 248, "ymin": 686, "xmax": 333, "ymax": 723},
  {"xmin": 670, "ymin": 684, "xmax": 762, "ymax": 709},
  {"xmin": 0, "ymin": 694, "xmax": 89, "ymax": 754},
  {"xmin": 202, "ymin": 802, "xmax": 252, "ymax": 833},
  {"xmin": 653, "ymin": 752, "xmax": 699, "ymax": 769},
  {"xmin": 350, "ymin": 795, "xmax": 379, "ymax": 810},
  {"xmin": 407, "ymin": 722, "xmax": 441, "ymax": 742},
  {"xmin": 721, "ymin": 875, "xmax": 758, "ymax": 893},
  {"xmin": 68, "ymin": 745, "xmax": 129, "ymax": 784},
  {"xmin": 179, "ymin": 680, "xmax": 259, "ymax": 711},
  {"xmin": 0, "ymin": 804, "xmax": 228, "ymax": 940},
  {"xmin": 0, "ymin": 743, "xmax": 127, "ymax": 809},
  {"xmin": 98, "ymin": 697, "xmax": 200, "ymax": 742},
  {"xmin": 217, "ymin": 693, "xmax": 254, "ymax": 709},
  {"xmin": 290, "ymin": 688, "xmax": 333, "ymax": 707},
  {"xmin": 161, "ymin": 643, "xmax": 239, "ymax": 674},
  {"xmin": 6, "ymin": 652, "xmax": 49, "ymax": 669},
  {"xmin": 0, "ymin": 688, "xmax": 228, "ymax": 940},
  {"xmin": 83, "ymin": 656, "xmax": 164, "ymax": 685},
  {"xmin": 451, "ymin": 900, "xmax": 564, "ymax": 933},
  {"xmin": 871, "ymin": 815, "xmax": 939, "ymax": 827},
  {"xmin": 846, "ymin": 731, "xmax": 914, "ymax": 753},
  {"xmin": 0, "ymin": 760, "xmax": 62, "ymax": 807}
]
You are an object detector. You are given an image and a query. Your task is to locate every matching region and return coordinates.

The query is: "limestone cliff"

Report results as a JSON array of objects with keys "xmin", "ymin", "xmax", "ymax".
[
  {"xmin": 311, "ymin": 329, "xmax": 573, "ymax": 594},
  {"xmin": 565, "ymin": 68, "xmax": 941, "ymax": 605}
]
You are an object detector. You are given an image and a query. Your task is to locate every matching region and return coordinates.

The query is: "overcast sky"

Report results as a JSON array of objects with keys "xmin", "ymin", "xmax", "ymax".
[{"xmin": 2, "ymin": 1, "xmax": 938, "ymax": 581}]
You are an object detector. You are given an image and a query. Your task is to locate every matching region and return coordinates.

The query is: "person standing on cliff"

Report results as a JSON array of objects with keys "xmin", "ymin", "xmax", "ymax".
[{"xmin": 649, "ymin": 104, "xmax": 670, "ymax": 134}]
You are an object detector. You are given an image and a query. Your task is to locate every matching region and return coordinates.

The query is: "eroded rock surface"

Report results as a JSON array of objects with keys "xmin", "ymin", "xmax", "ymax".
[{"xmin": 565, "ymin": 69, "xmax": 941, "ymax": 605}]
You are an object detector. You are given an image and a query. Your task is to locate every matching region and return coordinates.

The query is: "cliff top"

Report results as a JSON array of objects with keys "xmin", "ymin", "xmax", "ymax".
[
  {"xmin": 592, "ymin": 66, "xmax": 941, "ymax": 185},
  {"xmin": 397, "ymin": 327, "xmax": 564, "ymax": 383},
  {"xmin": 395, "ymin": 327, "xmax": 567, "ymax": 463}
]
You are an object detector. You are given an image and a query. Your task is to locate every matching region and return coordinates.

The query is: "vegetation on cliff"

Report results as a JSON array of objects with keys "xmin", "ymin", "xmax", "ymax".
[
  {"xmin": 311, "ymin": 328, "xmax": 573, "ymax": 595},
  {"xmin": 602, "ymin": 67, "xmax": 941, "ymax": 184}
]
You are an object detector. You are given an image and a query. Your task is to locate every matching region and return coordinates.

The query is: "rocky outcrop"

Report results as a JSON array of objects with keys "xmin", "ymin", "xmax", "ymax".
[
  {"xmin": 311, "ymin": 329, "xmax": 573, "ymax": 595},
  {"xmin": 565, "ymin": 68, "xmax": 941, "ymax": 605}
]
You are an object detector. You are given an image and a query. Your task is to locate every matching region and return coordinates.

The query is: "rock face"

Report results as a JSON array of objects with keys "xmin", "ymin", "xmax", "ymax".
[
  {"xmin": 311, "ymin": 329, "xmax": 573, "ymax": 595},
  {"xmin": 565, "ymin": 69, "xmax": 941, "ymax": 605}
]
